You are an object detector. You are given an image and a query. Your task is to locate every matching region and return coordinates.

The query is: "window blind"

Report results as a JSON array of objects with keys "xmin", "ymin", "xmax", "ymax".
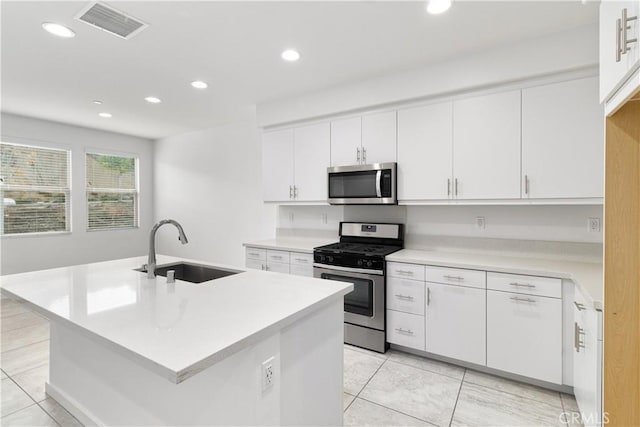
[
  {"xmin": 0, "ymin": 142, "xmax": 70, "ymax": 235},
  {"xmin": 86, "ymin": 153, "xmax": 138, "ymax": 230}
]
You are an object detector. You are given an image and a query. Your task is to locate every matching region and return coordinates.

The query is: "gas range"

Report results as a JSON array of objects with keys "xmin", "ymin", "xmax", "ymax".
[{"xmin": 313, "ymin": 222, "xmax": 404, "ymax": 353}]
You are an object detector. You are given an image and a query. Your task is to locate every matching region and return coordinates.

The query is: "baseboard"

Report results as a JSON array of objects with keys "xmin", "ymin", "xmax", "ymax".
[{"xmin": 45, "ymin": 382, "xmax": 104, "ymax": 427}]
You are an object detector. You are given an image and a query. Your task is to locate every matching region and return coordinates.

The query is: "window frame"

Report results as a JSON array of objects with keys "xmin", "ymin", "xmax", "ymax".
[
  {"xmin": 0, "ymin": 140, "xmax": 72, "ymax": 237},
  {"xmin": 84, "ymin": 149, "xmax": 140, "ymax": 232}
]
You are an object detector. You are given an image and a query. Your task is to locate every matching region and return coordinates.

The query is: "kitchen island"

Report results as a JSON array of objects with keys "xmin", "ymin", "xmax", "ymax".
[{"xmin": 0, "ymin": 255, "xmax": 352, "ymax": 426}]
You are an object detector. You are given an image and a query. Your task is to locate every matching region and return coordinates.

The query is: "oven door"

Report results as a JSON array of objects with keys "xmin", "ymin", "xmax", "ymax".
[
  {"xmin": 327, "ymin": 163, "xmax": 396, "ymax": 205},
  {"xmin": 313, "ymin": 265, "xmax": 385, "ymax": 331}
]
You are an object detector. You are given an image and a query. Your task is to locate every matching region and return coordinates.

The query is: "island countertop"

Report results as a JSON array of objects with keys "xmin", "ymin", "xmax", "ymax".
[{"xmin": 0, "ymin": 255, "xmax": 352, "ymax": 384}]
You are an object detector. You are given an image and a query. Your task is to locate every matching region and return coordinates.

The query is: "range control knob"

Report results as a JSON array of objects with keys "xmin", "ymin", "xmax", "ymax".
[
  {"xmin": 366, "ymin": 260, "xmax": 373, "ymax": 267},
  {"xmin": 357, "ymin": 259, "xmax": 363, "ymax": 266}
]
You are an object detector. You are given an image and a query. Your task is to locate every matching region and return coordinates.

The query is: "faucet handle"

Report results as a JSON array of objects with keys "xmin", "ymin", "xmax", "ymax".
[{"xmin": 167, "ymin": 270, "xmax": 176, "ymax": 284}]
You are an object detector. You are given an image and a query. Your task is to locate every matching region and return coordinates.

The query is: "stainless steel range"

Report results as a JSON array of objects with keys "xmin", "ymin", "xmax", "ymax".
[{"xmin": 313, "ymin": 222, "xmax": 404, "ymax": 353}]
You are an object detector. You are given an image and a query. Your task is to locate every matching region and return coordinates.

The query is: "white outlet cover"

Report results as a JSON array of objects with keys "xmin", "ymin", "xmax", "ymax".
[
  {"xmin": 588, "ymin": 217, "xmax": 601, "ymax": 232},
  {"xmin": 261, "ymin": 356, "xmax": 275, "ymax": 392},
  {"xmin": 475, "ymin": 216, "xmax": 486, "ymax": 230}
]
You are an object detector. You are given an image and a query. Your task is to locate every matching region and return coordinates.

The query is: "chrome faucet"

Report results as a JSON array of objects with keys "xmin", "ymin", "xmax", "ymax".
[{"xmin": 147, "ymin": 219, "xmax": 189, "ymax": 279}]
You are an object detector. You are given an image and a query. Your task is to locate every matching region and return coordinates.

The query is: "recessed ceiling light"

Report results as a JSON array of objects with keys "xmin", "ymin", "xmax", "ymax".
[
  {"xmin": 93, "ymin": 100, "xmax": 103, "ymax": 105},
  {"xmin": 144, "ymin": 96, "xmax": 162, "ymax": 104},
  {"xmin": 98, "ymin": 112, "xmax": 112, "ymax": 118},
  {"xmin": 281, "ymin": 49, "xmax": 301, "ymax": 62},
  {"xmin": 42, "ymin": 22, "xmax": 76, "ymax": 38},
  {"xmin": 426, "ymin": 0, "xmax": 451, "ymax": 14},
  {"xmin": 191, "ymin": 81, "xmax": 208, "ymax": 89}
]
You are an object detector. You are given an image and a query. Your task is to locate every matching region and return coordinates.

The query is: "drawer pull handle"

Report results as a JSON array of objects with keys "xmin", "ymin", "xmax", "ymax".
[
  {"xmin": 294, "ymin": 258, "xmax": 308, "ymax": 263},
  {"xmin": 271, "ymin": 255, "xmax": 283, "ymax": 260},
  {"xmin": 396, "ymin": 270, "xmax": 414, "ymax": 275},
  {"xmin": 574, "ymin": 301, "xmax": 586, "ymax": 311},
  {"xmin": 394, "ymin": 294, "xmax": 414, "ymax": 301},
  {"xmin": 509, "ymin": 282, "xmax": 535, "ymax": 288},
  {"xmin": 443, "ymin": 275, "xmax": 464, "ymax": 281},
  {"xmin": 395, "ymin": 328, "xmax": 414, "ymax": 335},
  {"xmin": 509, "ymin": 296, "xmax": 536, "ymax": 303},
  {"xmin": 574, "ymin": 322, "xmax": 586, "ymax": 352}
]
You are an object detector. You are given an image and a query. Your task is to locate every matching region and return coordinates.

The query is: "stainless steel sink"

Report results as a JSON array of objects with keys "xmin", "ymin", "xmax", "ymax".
[{"xmin": 135, "ymin": 262, "xmax": 239, "ymax": 284}]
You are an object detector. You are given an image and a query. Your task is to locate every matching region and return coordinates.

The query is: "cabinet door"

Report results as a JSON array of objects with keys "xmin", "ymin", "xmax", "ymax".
[
  {"xmin": 246, "ymin": 259, "xmax": 264, "ymax": 271},
  {"xmin": 262, "ymin": 129, "xmax": 294, "ymax": 201},
  {"xmin": 294, "ymin": 123, "xmax": 330, "ymax": 201},
  {"xmin": 426, "ymin": 283, "xmax": 486, "ymax": 366},
  {"xmin": 361, "ymin": 111, "xmax": 397, "ymax": 164},
  {"xmin": 487, "ymin": 290, "xmax": 562, "ymax": 384},
  {"xmin": 266, "ymin": 261, "xmax": 289, "ymax": 274},
  {"xmin": 600, "ymin": 1, "xmax": 639, "ymax": 102},
  {"xmin": 453, "ymin": 91, "xmax": 521, "ymax": 199},
  {"xmin": 330, "ymin": 117, "xmax": 361, "ymax": 166},
  {"xmin": 522, "ymin": 78, "xmax": 604, "ymax": 199},
  {"xmin": 397, "ymin": 102, "xmax": 453, "ymax": 200}
]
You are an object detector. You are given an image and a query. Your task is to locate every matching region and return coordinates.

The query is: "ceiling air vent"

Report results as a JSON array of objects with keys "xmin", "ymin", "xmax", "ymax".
[{"xmin": 76, "ymin": 2, "xmax": 147, "ymax": 39}]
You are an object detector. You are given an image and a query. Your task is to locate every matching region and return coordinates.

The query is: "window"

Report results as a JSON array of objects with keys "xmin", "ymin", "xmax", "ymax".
[
  {"xmin": 86, "ymin": 152, "xmax": 138, "ymax": 231},
  {"xmin": 0, "ymin": 142, "xmax": 71, "ymax": 235}
]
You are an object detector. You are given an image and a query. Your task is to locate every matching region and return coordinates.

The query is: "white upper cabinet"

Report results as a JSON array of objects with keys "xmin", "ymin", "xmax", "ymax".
[
  {"xmin": 361, "ymin": 111, "xmax": 397, "ymax": 165},
  {"xmin": 453, "ymin": 90, "xmax": 521, "ymax": 200},
  {"xmin": 262, "ymin": 129, "xmax": 294, "ymax": 202},
  {"xmin": 600, "ymin": 1, "xmax": 640, "ymax": 103},
  {"xmin": 522, "ymin": 77, "xmax": 604, "ymax": 199},
  {"xmin": 294, "ymin": 123, "xmax": 330, "ymax": 201},
  {"xmin": 397, "ymin": 102, "xmax": 453, "ymax": 200},
  {"xmin": 330, "ymin": 117, "xmax": 362, "ymax": 166}
]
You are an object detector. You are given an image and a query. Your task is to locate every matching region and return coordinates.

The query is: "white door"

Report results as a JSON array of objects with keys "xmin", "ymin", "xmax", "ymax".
[
  {"xmin": 361, "ymin": 111, "xmax": 397, "ymax": 164},
  {"xmin": 330, "ymin": 117, "xmax": 361, "ymax": 166},
  {"xmin": 453, "ymin": 90, "xmax": 521, "ymax": 200},
  {"xmin": 397, "ymin": 102, "xmax": 453, "ymax": 200},
  {"xmin": 600, "ymin": 1, "xmax": 639, "ymax": 102},
  {"xmin": 262, "ymin": 129, "xmax": 294, "ymax": 202},
  {"xmin": 522, "ymin": 77, "xmax": 604, "ymax": 199},
  {"xmin": 487, "ymin": 290, "xmax": 562, "ymax": 384},
  {"xmin": 294, "ymin": 122, "xmax": 330, "ymax": 201},
  {"xmin": 426, "ymin": 282, "xmax": 486, "ymax": 366}
]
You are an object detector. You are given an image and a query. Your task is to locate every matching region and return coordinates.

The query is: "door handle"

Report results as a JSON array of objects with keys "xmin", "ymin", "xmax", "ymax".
[
  {"xmin": 362, "ymin": 147, "xmax": 367, "ymax": 163},
  {"xmin": 375, "ymin": 170, "xmax": 382, "ymax": 197},
  {"xmin": 357, "ymin": 147, "xmax": 360, "ymax": 163}
]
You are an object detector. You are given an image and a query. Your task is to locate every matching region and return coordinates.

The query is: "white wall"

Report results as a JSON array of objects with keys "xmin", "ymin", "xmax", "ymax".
[
  {"xmin": 257, "ymin": 24, "xmax": 598, "ymax": 127},
  {"xmin": 153, "ymin": 108, "xmax": 276, "ymax": 267},
  {"xmin": 1, "ymin": 113, "xmax": 154, "ymax": 274}
]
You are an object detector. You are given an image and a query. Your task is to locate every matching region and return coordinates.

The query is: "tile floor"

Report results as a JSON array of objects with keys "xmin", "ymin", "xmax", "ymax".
[{"xmin": 1, "ymin": 295, "xmax": 582, "ymax": 426}]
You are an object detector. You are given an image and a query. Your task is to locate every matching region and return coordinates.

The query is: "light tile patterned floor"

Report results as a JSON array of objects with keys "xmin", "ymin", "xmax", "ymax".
[{"xmin": 1, "ymin": 295, "xmax": 582, "ymax": 426}]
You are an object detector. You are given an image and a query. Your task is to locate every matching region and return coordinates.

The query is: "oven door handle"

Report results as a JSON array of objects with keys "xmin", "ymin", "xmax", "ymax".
[
  {"xmin": 375, "ymin": 170, "xmax": 382, "ymax": 198},
  {"xmin": 313, "ymin": 263, "xmax": 384, "ymax": 276}
]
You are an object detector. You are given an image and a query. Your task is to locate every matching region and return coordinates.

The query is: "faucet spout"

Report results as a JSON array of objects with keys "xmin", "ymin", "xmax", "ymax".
[{"xmin": 148, "ymin": 219, "xmax": 189, "ymax": 279}]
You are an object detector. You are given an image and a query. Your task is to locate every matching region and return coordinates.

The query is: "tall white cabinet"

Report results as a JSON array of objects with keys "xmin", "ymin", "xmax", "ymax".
[
  {"xmin": 452, "ymin": 90, "xmax": 522, "ymax": 200},
  {"xmin": 522, "ymin": 77, "xmax": 604, "ymax": 199},
  {"xmin": 330, "ymin": 117, "xmax": 362, "ymax": 167},
  {"xmin": 262, "ymin": 129, "xmax": 294, "ymax": 202},
  {"xmin": 330, "ymin": 112, "xmax": 397, "ymax": 166},
  {"xmin": 397, "ymin": 102, "xmax": 453, "ymax": 200}
]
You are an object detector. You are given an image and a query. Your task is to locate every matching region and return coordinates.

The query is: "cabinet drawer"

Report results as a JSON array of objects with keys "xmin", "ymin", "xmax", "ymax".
[
  {"xmin": 487, "ymin": 272, "xmax": 561, "ymax": 299},
  {"xmin": 387, "ymin": 262, "xmax": 425, "ymax": 281},
  {"xmin": 290, "ymin": 264, "xmax": 313, "ymax": 277},
  {"xmin": 290, "ymin": 252, "xmax": 313, "ymax": 266},
  {"xmin": 246, "ymin": 259, "xmax": 264, "ymax": 270},
  {"xmin": 266, "ymin": 262, "xmax": 289, "ymax": 274},
  {"xmin": 487, "ymin": 290, "xmax": 562, "ymax": 384},
  {"xmin": 267, "ymin": 250, "xmax": 290, "ymax": 264},
  {"xmin": 246, "ymin": 247, "xmax": 266, "ymax": 261},
  {"xmin": 426, "ymin": 266, "xmax": 486, "ymax": 289},
  {"xmin": 386, "ymin": 310, "xmax": 425, "ymax": 351},
  {"xmin": 387, "ymin": 277, "xmax": 425, "ymax": 316}
]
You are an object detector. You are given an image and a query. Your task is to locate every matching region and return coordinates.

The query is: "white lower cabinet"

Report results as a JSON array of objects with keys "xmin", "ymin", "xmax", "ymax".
[
  {"xmin": 573, "ymin": 287, "xmax": 603, "ymax": 427},
  {"xmin": 245, "ymin": 246, "xmax": 312, "ymax": 277},
  {"xmin": 425, "ymin": 282, "xmax": 486, "ymax": 366},
  {"xmin": 387, "ymin": 277, "xmax": 425, "ymax": 316},
  {"xmin": 487, "ymin": 290, "xmax": 562, "ymax": 384},
  {"xmin": 386, "ymin": 309, "xmax": 425, "ymax": 350}
]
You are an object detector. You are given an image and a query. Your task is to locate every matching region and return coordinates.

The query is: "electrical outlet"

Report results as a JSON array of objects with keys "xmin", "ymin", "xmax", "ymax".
[
  {"xmin": 261, "ymin": 357, "xmax": 275, "ymax": 392},
  {"xmin": 475, "ymin": 216, "xmax": 486, "ymax": 230},
  {"xmin": 588, "ymin": 217, "xmax": 601, "ymax": 233},
  {"xmin": 321, "ymin": 213, "xmax": 328, "ymax": 225}
]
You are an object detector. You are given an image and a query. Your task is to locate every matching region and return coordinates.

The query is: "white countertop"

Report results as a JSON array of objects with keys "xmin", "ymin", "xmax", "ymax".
[
  {"xmin": 0, "ymin": 255, "xmax": 352, "ymax": 383},
  {"xmin": 387, "ymin": 249, "xmax": 603, "ymax": 310},
  {"xmin": 243, "ymin": 237, "xmax": 335, "ymax": 253}
]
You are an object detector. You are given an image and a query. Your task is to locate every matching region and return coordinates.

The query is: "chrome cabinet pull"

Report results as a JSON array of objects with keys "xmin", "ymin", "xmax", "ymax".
[
  {"xmin": 455, "ymin": 178, "xmax": 459, "ymax": 196},
  {"xmin": 509, "ymin": 282, "xmax": 535, "ymax": 288},
  {"xmin": 394, "ymin": 294, "xmax": 414, "ymax": 301},
  {"xmin": 294, "ymin": 258, "xmax": 308, "ymax": 263},
  {"xmin": 289, "ymin": 185, "xmax": 293, "ymax": 199},
  {"xmin": 574, "ymin": 301, "xmax": 586, "ymax": 311},
  {"xmin": 447, "ymin": 178, "xmax": 451, "ymax": 197},
  {"xmin": 293, "ymin": 185, "xmax": 298, "ymax": 199},
  {"xmin": 574, "ymin": 322, "xmax": 586, "ymax": 352},
  {"xmin": 617, "ymin": 17, "xmax": 623, "ymax": 62},
  {"xmin": 427, "ymin": 287, "xmax": 431, "ymax": 306},
  {"xmin": 362, "ymin": 147, "xmax": 367, "ymax": 163},
  {"xmin": 395, "ymin": 328, "xmax": 414, "ymax": 335},
  {"xmin": 443, "ymin": 275, "xmax": 464, "ymax": 281},
  {"xmin": 271, "ymin": 255, "xmax": 282, "ymax": 260},
  {"xmin": 357, "ymin": 147, "xmax": 361, "ymax": 163},
  {"xmin": 396, "ymin": 269, "xmax": 414, "ymax": 275},
  {"xmin": 510, "ymin": 296, "xmax": 536, "ymax": 303},
  {"xmin": 524, "ymin": 175, "xmax": 530, "ymax": 195},
  {"xmin": 622, "ymin": 8, "xmax": 638, "ymax": 56}
]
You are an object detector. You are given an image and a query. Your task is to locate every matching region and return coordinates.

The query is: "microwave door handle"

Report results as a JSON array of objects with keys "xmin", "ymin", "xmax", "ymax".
[{"xmin": 376, "ymin": 170, "xmax": 382, "ymax": 197}]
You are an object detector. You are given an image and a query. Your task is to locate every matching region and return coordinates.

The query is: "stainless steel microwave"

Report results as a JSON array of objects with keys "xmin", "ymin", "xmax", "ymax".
[{"xmin": 327, "ymin": 163, "xmax": 397, "ymax": 205}]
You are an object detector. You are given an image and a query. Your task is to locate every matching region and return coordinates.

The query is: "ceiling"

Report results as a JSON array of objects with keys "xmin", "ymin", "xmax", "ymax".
[{"xmin": 1, "ymin": 1, "xmax": 598, "ymax": 140}]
